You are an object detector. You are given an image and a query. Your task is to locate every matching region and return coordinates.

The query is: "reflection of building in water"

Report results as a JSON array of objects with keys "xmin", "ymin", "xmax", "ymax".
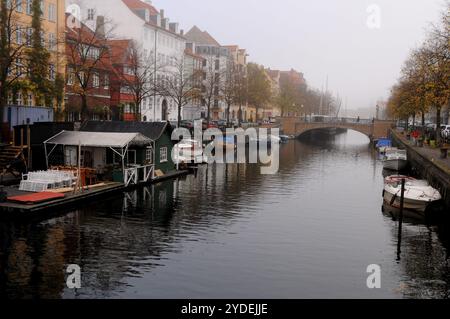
[{"xmin": 0, "ymin": 222, "xmax": 67, "ymax": 299}]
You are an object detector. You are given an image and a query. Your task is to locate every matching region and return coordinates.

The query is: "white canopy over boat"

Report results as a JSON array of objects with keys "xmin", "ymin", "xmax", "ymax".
[{"xmin": 44, "ymin": 130, "xmax": 152, "ymax": 148}]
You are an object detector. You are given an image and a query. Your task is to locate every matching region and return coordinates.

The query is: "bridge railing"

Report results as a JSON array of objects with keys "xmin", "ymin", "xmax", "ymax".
[{"xmin": 284, "ymin": 117, "xmax": 373, "ymax": 125}]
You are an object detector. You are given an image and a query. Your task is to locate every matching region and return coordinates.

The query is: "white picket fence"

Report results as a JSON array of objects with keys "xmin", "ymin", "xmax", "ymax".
[
  {"xmin": 124, "ymin": 165, "xmax": 154, "ymax": 187},
  {"xmin": 19, "ymin": 170, "xmax": 77, "ymax": 192}
]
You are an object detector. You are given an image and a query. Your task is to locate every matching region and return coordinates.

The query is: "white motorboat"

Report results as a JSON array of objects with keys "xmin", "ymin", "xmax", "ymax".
[
  {"xmin": 376, "ymin": 138, "xmax": 392, "ymax": 154},
  {"xmin": 249, "ymin": 134, "xmax": 281, "ymax": 145},
  {"xmin": 382, "ymin": 148, "xmax": 408, "ymax": 171},
  {"xmin": 173, "ymin": 139, "xmax": 206, "ymax": 164},
  {"xmin": 383, "ymin": 176, "xmax": 442, "ymax": 213}
]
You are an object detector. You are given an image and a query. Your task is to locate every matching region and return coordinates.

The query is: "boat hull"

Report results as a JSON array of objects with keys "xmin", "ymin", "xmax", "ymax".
[
  {"xmin": 383, "ymin": 159, "xmax": 408, "ymax": 171},
  {"xmin": 383, "ymin": 190, "xmax": 428, "ymax": 213}
]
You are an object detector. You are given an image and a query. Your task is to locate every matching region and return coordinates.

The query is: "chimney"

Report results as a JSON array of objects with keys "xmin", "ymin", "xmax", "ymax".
[
  {"xmin": 180, "ymin": 29, "xmax": 184, "ymax": 36},
  {"xmin": 161, "ymin": 18, "xmax": 169, "ymax": 30},
  {"xmin": 96, "ymin": 15, "xmax": 105, "ymax": 38},
  {"xmin": 144, "ymin": 0, "xmax": 152, "ymax": 4},
  {"xmin": 169, "ymin": 22, "xmax": 179, "ymax": 33},
  {"xmin": 160, "ymin": 9, "xmax": 164, "ymax": 20}
]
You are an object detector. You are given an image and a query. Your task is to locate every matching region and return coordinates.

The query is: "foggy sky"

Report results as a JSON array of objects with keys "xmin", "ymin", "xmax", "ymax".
[{"xmin": 152, "ymin": 0, "xmax": 443, "ymax": 111}]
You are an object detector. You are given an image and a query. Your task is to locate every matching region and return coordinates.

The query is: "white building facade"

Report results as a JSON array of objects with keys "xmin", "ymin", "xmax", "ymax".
[{"xmin": 185, "ymin": 26, "xmax": 230, "ymax": 121}]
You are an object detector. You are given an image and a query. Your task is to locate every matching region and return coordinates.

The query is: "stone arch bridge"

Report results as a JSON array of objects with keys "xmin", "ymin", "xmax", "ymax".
[{"xmin": 278, "ymin": 117, "xmax": 395, "ymax": 140}]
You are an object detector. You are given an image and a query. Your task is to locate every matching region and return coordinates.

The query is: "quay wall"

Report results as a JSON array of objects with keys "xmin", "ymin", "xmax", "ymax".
[{"xmin": 390, "ymin": 130, "xmax": 450, "ymax": 209}]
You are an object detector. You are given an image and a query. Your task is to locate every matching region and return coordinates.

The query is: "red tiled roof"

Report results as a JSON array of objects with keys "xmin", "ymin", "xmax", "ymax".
[
  {"xmin": 122, "ymin": 0, "xmax": 158, "ymax": 15},
  {"xmin": 108, "ymin": 39, "xmax": 132, "ymax": 64}
]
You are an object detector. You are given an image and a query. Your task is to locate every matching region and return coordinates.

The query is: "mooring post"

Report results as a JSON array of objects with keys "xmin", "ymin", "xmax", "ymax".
[{"xmin": 396, "ymin": 178, "xmax": 406, "ymax": 260}]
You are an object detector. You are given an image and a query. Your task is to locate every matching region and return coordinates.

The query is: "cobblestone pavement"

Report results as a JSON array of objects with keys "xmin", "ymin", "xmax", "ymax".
[{"xmin": 395, "ymin": 131, "xmax": 450, "ymax": 173}]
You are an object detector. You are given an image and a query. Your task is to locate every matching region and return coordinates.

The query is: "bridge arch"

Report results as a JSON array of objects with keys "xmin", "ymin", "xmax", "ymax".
[
  {"xmin": 296, "ymin": 125, "xmax": 372, "ymax": 139},
  {"xmin": 278, "ymin": 117, "xmax": 395, "ymax": 141}
]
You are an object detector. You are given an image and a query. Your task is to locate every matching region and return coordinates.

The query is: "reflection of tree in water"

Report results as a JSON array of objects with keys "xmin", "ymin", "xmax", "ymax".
[
  {"xmin": 0, "ymin": 221, "xmax": 67, "ymax": 299},
  {"xmin": 0, "ymin": 136, "xmax": 362, "ymax": 298},
  {"xmin": 385, "ymin": 218, "xmax": 450, "ymax": 299}
]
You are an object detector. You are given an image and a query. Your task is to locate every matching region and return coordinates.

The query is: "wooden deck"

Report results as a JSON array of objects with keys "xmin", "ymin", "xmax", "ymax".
[
  {"xmin": 0, "ymin": 169, "xmax": 191, "ymax": 220},
  {"xmin": 0, "ymin": 182, "xmax": 124, "ymax": 219}
]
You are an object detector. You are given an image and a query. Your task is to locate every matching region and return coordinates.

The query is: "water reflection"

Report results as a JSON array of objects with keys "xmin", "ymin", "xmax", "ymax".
[{"xmin": 0, "ymin": 130, "xmax": 449, "ymax": 299}]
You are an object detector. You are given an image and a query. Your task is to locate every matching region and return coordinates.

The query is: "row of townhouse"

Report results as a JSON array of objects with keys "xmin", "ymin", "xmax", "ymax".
[
  {"xmin": 67, "ymin": 0, "xmax": 256, "ymax": 123},
  {"xmin": 2, "ymin": 0, "xmax": 303, "ymax": 135},
  {"xmin": 2, "ymin": 0, "xmax": 204, "ymax": 130},
  {"xmin": 66, "ymin": 0, "xmax": 190, "ymax": 122}
]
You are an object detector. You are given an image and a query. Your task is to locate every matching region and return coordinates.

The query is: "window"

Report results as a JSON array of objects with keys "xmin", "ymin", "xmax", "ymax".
[
  {"xmin": 16, "ymin": 27, "xmax": 22, "ymax": 44},
  {"xmin": 48, "ymin": 3, "xmax": 56, "ymax": 22},
  {"xmin": 48, "ymin": 33, "xmax": 56, "ymax": 50},
  {"xmin": 87, "ymin": 8, "xmax": 95, "ymax": 20},
  {"xmin": 40, "ymin": 31, "xmax": 45, "ymax": 47},
  {"xmin": 39, "ymin": 0, "xmax": 44, "ymax": 17},
  {"xmin": 16, "ymin": 0, "xmax": 22, "ymax": 12},
  {"xmin": 28, "ymin": 94, "xmax": 33, "ymax": 106},
  {"xmin": 160, "ymin": 147, "xmax": 168, "ymax": 163},
  {"xmin": 17, "ymin": 92, "xmax": 22, "ymax": 105},
  {"xmin": 103, "ymin": 75, "xmax": 109, "ymax": 89},
  {"xmin": 120, "ymin": 86, "xmax": 132, "ymax": 94},
  {"xmin": 93, "ymin": 73, "xmax": 99, "ymax": 88},
  {"xmin": 67, "ymin": 68, "xmax": 74, "ymax": 85},
  {"xmin": 81, "ymin": 45, "xmax": 100, "ymax": 59},
  {"xmin": 124, "ymin": 66, "xmax": 134, "ymax": 75},
  {"xmin": 26, "ymin": 0, "xmax": 32, "ymax": 15},
  {"xmin": 49, "ymin": 64, "xmax": 55, "ymax": 80},
  {"xmin": 26, "ymin": 28, "xmax": 32, "ymax": 46}
]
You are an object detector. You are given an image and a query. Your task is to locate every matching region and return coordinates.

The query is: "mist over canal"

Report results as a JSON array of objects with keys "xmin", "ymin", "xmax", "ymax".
[{"xmin": 1, "ymin": 130, "xmax": 449, "ymax": 299}]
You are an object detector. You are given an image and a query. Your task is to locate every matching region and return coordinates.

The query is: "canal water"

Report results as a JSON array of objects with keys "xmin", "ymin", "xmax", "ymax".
[{"xmin": 1, "ymin": 130, "xmax": 449, "ymax": 299}]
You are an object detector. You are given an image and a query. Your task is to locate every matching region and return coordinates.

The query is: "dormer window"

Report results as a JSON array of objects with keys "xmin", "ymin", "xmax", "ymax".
[
  {"xmin": 145, "ymin": 9, "xmax": 150, "ymax": 22},
  {"xmin": 87, "ymin": 8, "xmax": 95, "ymax": 20}
]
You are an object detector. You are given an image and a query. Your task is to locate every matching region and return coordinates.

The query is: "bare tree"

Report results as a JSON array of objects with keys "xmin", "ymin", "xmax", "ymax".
[
  {"xmin": 247, "ymin": 63, "xmax": 271, "ymax": 122},
  {"xmin": 234, "ymin": 64, "xmax": 247, "ymax": 125},
  {"xmin": 202, "ymin": 55, "xmax": 223, "ymax": 125},
  {"xmin": 157, "ymin": 55, "xmax": 202, "ymax": 127},
  {"xmin": 0, "ymin": 0, "xmax": 28, "ymax": 126},
  {"xmin": 65, "ymin": 13, "xmax": 115, "ymax": 121},
  {"xmin": 221, "ymin": 58, "xmax": 236, "ymax": 126},
  {"xmin": 110, "ymin": 40, "xmax": 162, "ymax": 121}
]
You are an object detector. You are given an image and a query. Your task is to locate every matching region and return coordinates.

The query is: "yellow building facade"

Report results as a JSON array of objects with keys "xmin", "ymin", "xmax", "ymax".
[{"xmin": 8, "ymin": 0, "xmax": 66, "ymax": 117}]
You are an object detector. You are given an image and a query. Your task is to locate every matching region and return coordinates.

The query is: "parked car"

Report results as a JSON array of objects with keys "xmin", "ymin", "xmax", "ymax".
[
  {"xmin": 180, "ymin": 120, "xmax": 194, "ymax": 130},
  {"xmin": 214, "ymin": 120, "xmax": 227, "ymax": 130}
]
